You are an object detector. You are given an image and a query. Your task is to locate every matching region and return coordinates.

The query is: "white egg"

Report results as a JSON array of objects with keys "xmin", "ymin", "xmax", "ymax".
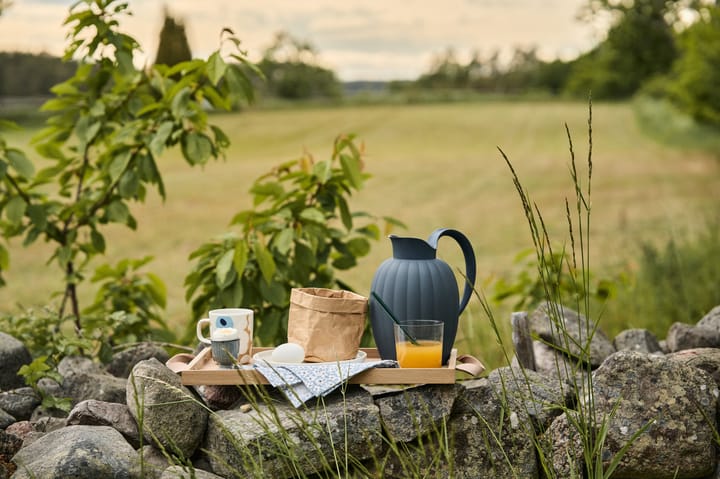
[{"xmin": 271, "ymin": 342, "xmax": 305, "ymax": 363}]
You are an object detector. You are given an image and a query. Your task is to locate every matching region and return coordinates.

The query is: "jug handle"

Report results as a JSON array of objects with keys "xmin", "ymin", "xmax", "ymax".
[{"xmin": 427, "ymin": 228, "xmax": 477, "ymax": 315}]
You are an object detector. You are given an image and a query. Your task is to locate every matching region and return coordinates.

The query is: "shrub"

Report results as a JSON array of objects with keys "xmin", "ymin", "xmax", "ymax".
[
  {"xmin": 184, "ymin": 134, "xmax": 403, "ymax": 346},
  {"xmin": 608, "ymin": 216, "xmax": 720, "ymax": 336}
]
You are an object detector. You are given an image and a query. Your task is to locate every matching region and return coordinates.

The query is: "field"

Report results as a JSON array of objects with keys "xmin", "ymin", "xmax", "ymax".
[{"xmin": 2, "ymin": 100, "xmax": 719, "ymax": 367}]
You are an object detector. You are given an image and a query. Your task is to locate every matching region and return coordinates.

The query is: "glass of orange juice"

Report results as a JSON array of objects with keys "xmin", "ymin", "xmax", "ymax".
[{"xmin": 394, "ymin": 320, "xmax": 444, "ymax": 368}]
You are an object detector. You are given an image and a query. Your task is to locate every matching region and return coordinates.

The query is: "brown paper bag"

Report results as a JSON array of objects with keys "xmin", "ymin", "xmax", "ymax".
[{"xmin": 288, "ymin": 288, "xmax": 367, "ymax": 362}]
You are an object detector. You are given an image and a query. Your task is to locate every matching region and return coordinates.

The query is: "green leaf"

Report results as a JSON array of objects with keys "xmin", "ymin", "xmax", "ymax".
[
  {"xmin": 259, "ymin": 278, "xmax": 287, "ymax": 307},
  {"xmin": 332, "ymin": 255, "xmax": 356, "ymax": 270},
  {"xmin": 233, "ymin": 242, "xmax": 248, "ymax": 275},
  {"xmin": 215, "ymin": 249, "xmax": 235, "ymax": 288},
  {"xmin": 294, "ymin": 241, "xmax": 316, "ymax": 268},
  {"xmin": 338, "ymin": 196, "xmax": 352, "ymax": 230},
  {"xmin": 90, "ymin": 230, "xmax": 106, "ymax": 253},
  {"xmin": 273, "ymin": 228, "xmax": 294, "ymax": 255},
  {"xmin": 181, "ymin": 131, "xmax": 213, "ymax": 165},
  {"xmin": 119, "ymin": 170, "xmax": 140, "ymax": 198},
  {"xmin": 250, "ymin": 181, "xmax": 284, "ymax": 198},
  {"xmin": 0, "ymin": 243, "xmax": 9, "ymax": 270},
  {"xmin": 107, "ymin": 201, "xmax": 130, "ymax": 224},
  {"xmin": 171, "ymin": 87, "xmax": 191, "ymax": 117},
  {"xmin": 7, "ymin": 149, "xmax": 34, "ymax": 178},
  {"xmin": 116, "ymin": 48, "xmax": 134, "ymax": 74},
  {"xmin": 149, "ymin": 121, "xmax": 174, "ymax": 158},
  {"xmin": 146, "ymin": 272, "xmax": 167, "ymax": 308},
  {"xmin": 313, "ymin": 160, "xmax": 332, "ymax": 183},
  {"xmin": 299, "ymin": 207, "xmax": 326, "ymax": 224},
  {"xmin": 220, "ymin": 282, "xmax": 243, "ymax": 306},
  {"xmin": 108, "ymin": 149, "xmax": 132, "ymax": 182},
  {"xmin": 339, "ymin": 153, "xmax": 362, "ymax": 189},
  {"xmin": 207, "ymin": 51, "xmax": 228, "ymax": 86},
  {"xmin": 5, "ymin": 196, "xmax": 26, "ymax": 223},
  {"xmin": 347, "ymin": 237, "xmax": 371, "ymax": 257},
  {"xmin": 211, "ymin": 125, "xmax": 230, "ymax": 149},
  {"xmin": 252, "ymin": 241, "xmax": 276, "ymax": 283}
]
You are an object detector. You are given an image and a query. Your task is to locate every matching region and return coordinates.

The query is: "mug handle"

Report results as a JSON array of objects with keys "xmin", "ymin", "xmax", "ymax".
[{"xmin": 196, "ymin": 318, "xmax": 211, "ymax": 345}]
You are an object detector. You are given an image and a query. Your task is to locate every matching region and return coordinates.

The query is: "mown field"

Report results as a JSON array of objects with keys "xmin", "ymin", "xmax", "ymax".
[{"xmin": 2, "ymin": 100, "xmax": 719, "ymax": 367}]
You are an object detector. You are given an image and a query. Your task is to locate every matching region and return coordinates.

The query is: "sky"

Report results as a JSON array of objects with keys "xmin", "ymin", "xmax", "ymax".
[{"xmin": 0, "ymin": 0, "xmax": 605, "ymax": 81}]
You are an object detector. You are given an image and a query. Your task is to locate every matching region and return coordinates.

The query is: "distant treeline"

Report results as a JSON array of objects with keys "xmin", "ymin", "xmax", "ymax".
[
  {"xmin": 1, "ymin": 1, "xmax": 718, "ymax": 129},
  {"xmin": 0, "ymin": 52, "xmax": 76, "ymax": 97}
]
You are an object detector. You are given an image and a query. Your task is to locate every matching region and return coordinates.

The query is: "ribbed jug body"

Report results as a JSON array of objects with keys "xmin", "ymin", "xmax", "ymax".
[{"xmin": 369, "ymin": 255, "xmax": 459, "ymax": 364}]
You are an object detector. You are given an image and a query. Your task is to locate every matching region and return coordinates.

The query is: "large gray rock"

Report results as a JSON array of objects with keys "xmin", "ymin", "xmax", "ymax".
[
  {"xmin": 444, "ymin": 378, "xmax": 538, "ymax": 479},
  {"xmin": 488, "ymin": 366, "xmax": 572, "ymax": 431},
  {"xmin": 61, "ymin": 369, "xmax": 127, "ymax": 406},
  {"xmin": 613, "ymin": 328, "xmax": 663, "ymax": 354},
  {"xmin": 127, "ymin": 358, "xmax": 207, "ymax": 458},
  {"xmin": 160, "ymin": 465, "xmax": 224, "ymax": 479},
  {"xmin": 57, "ymin": 355, "xmax": 105, "ymax": 377},
  {"xmin": 66, "ymin": 399, "xmax": 141, "ymax": 448},
  {"xmin": 108, "ymin": 343, "xmax": 170, "ymax": 378},
  {"xmin": 0, "ymin": 409, "xmax": 15, "ymax": 429},
  {"xmin": 0, "ymin": 389, "xmax": 39, "ymax": 422},
  {"xmin": 137, "ymin": 445, "xmax": 171, "ymax": 479},
  {"xmin": 57, "ymin": 354, "xmax": 127, "ymax": 406},
  {"xmin": 549, "ymin": 351, "xmax": 718, "ymax": 478},
  {"xmin": 666, "ymin": 322, "xmax": 720, "ymax": 352},
  {"xmin": 375, "ymin": 384, "xmax": 460, "ymax": 443},
  {"xmin": 11, "ymin": 425, "xmax": 140, "ymax": 478},
  {"xmin": 0, "ymin": 334, "xmax": 32, "ymax": 391},
  {"xmin": 697, "ymin": 305, "xmax": 720, "ymax": 332},
  {"xmin": 204, "ymin": 386, "xmax": 381, "ymax": 478},
  {"xmin": 529, "ymin": 302, "xmax": 615, "ymax": 367},
  {"xmin": 669, "ymin": 347, "xmax": 720, "ymax": 387}
]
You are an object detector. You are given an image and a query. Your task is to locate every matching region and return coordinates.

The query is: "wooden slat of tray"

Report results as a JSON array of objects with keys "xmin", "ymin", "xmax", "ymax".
[{"xmin": 179, "ymin": 347, "xmax": 458, "ymax": 386}]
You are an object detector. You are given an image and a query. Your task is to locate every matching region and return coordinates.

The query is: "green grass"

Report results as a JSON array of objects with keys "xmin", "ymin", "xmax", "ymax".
[{"xmin": 2, "ymin": 100, "xmax": 720, "ymax": 369}]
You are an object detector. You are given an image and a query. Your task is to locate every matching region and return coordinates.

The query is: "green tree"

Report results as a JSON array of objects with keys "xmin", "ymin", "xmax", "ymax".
[
  {"xmin": 417, "ymin": 47, "xmax": 468, "ymax": 89},
  {"xmin": 665, "ymin": 5, "xmax": 720, "ymax": 126},
  {"xmin": 154, "ymin": 8, "xmax": 192, "ymax": 66},
  {"xmin": 258, "ymin": 31, "xmax": 341, "ymax": 100},
  {"xmin": 567, "ymin": 0, "xmax": 678, "ymax": 98},
  {"xmin": 0, "ymin": 0, "xmax": 258, "ymax": 357}
]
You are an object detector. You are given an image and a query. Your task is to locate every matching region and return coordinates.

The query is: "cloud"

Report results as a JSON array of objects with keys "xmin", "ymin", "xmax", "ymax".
[{"xmin": 0, "ymin": 0, "xmax": 598, "ymax": 81}]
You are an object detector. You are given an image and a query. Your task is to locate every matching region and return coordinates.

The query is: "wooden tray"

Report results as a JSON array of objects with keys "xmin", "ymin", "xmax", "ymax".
[{"xmin": 170, "ymin": 347, "xmax": 484, "ymax": 386}]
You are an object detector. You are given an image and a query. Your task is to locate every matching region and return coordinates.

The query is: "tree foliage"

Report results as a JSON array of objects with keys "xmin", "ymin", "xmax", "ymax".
[
  {"xmin": 409, "ymin": 46, "xmax": 573, "ymax": 95},
  {"xmin": 257, "ymin": 31, "xmax": 341, "ymax": 100},
  {"xmin": 184, "ymin": 135, "xmax": 403, "ymax": 346},
  {"xmin": 154, "ymin": 8, "xmax": 192, "ymax": 67},
  {"xmin": 665, "ymin": 5, "xmax": 720, "ymax": 126},
  {"xmin": 0, "ymin": 0, "xmax": 258, "ymax": 359},
  {"xmin": 566, "ymin": 0, "xmax": 678, "ymax": 98},
  {"xmin": 0, "ymin": 53, "xmax": 76, "ymax": 97}
]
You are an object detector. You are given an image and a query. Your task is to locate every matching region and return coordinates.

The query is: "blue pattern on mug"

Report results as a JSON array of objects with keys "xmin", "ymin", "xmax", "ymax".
[{"xmin": 215, "ymin": 316, "xmax": 234, "ymax": 328}]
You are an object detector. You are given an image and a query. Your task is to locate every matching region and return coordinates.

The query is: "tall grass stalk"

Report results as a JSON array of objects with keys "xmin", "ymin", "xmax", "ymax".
[{"xmin": 474, "ymin": 99, "xmax": 642, "ymax": 478}]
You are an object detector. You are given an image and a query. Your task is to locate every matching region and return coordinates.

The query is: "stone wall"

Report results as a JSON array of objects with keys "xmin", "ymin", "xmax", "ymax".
[{"xmin": 3, "ymin": 303, "xmax": 720, "ymax": 478}]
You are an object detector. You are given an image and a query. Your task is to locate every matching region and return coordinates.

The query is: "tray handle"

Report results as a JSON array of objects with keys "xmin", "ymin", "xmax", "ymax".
[
  {"xmin": 455, "ymin": 354, "xmax": 485, "ymax": 377},
  {"xmin": 166, "ymin": 353, "xmax": 196, "ymax": 373}
]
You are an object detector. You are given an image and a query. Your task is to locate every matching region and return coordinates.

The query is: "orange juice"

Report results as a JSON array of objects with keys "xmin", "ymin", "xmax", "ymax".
[{"xmin": 395, "ymin": 340, "xmax": 442, "ymax": 368}]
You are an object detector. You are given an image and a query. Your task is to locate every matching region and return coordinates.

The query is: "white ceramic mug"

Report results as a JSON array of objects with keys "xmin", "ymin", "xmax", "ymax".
[{"xmin": 197, "ymin": 308, "xmax": 253, "ymax": 358}]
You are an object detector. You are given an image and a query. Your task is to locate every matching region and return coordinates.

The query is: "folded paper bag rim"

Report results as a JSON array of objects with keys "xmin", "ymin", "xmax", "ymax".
[{"xmin": 290, "ymin": 288, "xmax": 367, "ymax": 314}]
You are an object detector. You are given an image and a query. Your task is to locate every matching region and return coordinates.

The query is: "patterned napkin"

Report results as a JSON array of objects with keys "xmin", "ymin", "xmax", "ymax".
[{"xmin": 254, "ymin": 359, "xmax": 397, "ymax": 407}]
